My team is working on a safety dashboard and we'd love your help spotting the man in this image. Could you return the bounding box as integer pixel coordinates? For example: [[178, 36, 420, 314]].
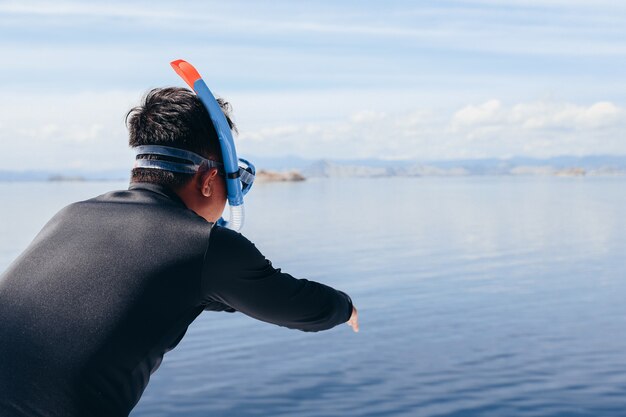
[[0, 86, 358, 417]]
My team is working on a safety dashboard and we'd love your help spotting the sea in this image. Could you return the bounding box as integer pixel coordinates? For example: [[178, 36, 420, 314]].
[[1, 176, 625, 417]]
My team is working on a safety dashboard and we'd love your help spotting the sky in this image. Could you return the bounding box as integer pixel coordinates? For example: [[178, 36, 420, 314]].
[[1, 0, 625, 171]]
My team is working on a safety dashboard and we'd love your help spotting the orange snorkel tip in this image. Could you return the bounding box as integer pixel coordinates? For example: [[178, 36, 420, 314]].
[[170, 59, 202, 90]]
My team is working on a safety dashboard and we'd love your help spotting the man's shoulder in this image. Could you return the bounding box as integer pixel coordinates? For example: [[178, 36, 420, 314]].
[[209, 225, 254, 248], [55, 187, 211, 237], [73, 186, 196, 217], [207, 225, 267, 263]]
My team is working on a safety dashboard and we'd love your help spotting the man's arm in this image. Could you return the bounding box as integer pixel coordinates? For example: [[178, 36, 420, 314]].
[[201, 226, 355, 332], [203, 297, 237, 313]]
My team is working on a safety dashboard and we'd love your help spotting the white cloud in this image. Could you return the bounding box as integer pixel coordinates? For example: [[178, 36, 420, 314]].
[[397, 110, 435, 128], [0, 91, 138, 171], [0, 1, 188, 19], [576, 101, 622, 128], [445, 100, 626, 158], [454, 100, 625, 132], [3, 0, 626, 60], [241, 125, 302, 142], [350, 110, 387, 124], [451, 99, 503, 129], [15, 123, 105, 143], [237, 98, 626, 161], [1, 88, 625, 171]]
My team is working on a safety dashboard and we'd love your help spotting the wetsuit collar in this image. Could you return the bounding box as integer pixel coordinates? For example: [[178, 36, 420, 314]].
[[128, 182, 187, 208]]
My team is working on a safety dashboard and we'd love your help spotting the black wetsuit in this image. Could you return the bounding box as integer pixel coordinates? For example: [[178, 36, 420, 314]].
[[0, 183, 352, 417]]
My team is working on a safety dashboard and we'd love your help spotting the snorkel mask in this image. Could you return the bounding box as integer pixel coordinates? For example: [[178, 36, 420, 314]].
[[134, 59, 255, 231]]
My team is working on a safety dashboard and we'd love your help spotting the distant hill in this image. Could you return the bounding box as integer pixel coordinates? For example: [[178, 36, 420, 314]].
[[0, 169, 129, 182], [300, 155, 626, 178]]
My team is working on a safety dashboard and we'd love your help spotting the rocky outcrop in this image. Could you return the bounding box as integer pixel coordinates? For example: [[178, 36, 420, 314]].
[[255, 170, 306, 182]]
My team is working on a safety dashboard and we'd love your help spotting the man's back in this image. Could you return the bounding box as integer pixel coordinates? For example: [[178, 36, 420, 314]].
[[0, 184, 214, 416]]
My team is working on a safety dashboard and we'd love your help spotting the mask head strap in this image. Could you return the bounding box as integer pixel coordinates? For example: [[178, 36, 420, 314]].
[[134, 145, 256, 193], [134, 145, 223, 175]]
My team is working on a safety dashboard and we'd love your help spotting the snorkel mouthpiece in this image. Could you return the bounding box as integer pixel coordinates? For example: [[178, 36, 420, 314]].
[[135, 59, 254, 231]]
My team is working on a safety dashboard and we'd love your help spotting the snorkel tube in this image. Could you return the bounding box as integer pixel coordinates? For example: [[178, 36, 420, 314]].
[[170, 59, 249, 231]]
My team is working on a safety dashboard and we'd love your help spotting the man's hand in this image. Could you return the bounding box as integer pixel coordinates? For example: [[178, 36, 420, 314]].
[[347, 306, 359, 333]]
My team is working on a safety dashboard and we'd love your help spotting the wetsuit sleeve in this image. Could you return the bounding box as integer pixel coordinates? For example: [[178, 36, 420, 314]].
[[201, 226, 353, 332], [202, 298, 237, 313]]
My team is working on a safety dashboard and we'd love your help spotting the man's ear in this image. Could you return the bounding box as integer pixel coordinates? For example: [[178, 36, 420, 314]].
[[198, 168, 219, 197]]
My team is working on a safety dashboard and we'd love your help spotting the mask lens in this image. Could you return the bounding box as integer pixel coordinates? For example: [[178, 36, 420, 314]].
[[238, 158, 255, 196]]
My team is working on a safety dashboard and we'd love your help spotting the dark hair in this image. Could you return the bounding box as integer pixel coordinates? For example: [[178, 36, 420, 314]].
[[126, 87, 237, 188]]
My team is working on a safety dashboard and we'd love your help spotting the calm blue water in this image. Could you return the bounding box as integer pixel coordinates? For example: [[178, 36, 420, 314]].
[[1, 177, 625, 417]]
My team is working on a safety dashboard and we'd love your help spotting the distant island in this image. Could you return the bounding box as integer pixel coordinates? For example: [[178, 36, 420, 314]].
[[255, 170, 305, 182], [2, 155, 626, 181], [48, 175, 86, 182]]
